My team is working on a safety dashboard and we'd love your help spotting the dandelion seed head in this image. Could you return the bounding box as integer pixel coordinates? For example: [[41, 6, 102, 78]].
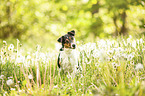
[[3, 41, 7, 45], [81, 83, 84, 86], [15, 84, 19, 87], [28, 74, 33, 79], [98, 49, 107, 62], [26, 55, 31, 60], [40, 53, 46, 60], [6, 79, 14, 86], [18, 89, 25, 93], [127, 53, 134, 60], [89, 92, 92, 94], [0, 75, 4, 79], [140, 38, 144, 44], [132, 40, 136, 48], [10, 88, 15, 91], [17, 39, 20, 43], [8, 76, 13, 79], [53, 85, 58, 88], [135, 63, 144, 70], [8, 44, 14, 51], [36, 45, 41, 51], [3, 91, 7, 96], [16, 54, 25, 64]]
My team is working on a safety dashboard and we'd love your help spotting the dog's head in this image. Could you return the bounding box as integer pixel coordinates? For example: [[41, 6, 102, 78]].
[[57, 30, 76, 49]]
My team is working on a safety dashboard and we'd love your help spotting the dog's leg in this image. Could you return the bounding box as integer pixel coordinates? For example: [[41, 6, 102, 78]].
[[57, 53, 61, 68]]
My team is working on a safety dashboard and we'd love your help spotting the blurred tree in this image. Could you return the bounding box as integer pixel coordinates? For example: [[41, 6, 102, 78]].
[[105, 0, 144, 36], [0, 0, 25, 38], [0, 0, 144, 41], [88, 0, 105, 37]]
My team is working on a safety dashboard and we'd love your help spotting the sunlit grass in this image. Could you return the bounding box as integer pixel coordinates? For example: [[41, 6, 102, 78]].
[[0, 36, 145, 96]]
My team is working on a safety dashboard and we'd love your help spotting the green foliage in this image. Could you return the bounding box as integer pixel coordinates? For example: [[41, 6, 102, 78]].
[[0, 0, 144, 41]]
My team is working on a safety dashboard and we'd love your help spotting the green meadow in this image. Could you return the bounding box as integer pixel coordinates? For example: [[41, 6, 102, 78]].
[[1, 36, 145, 96], [0, 0, 144, 95]]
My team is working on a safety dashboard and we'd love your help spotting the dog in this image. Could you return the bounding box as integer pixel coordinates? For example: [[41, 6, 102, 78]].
[[57, 30, 80, 75]]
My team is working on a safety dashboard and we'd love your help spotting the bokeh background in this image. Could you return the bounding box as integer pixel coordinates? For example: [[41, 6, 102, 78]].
[[0, 0, 144, 48]]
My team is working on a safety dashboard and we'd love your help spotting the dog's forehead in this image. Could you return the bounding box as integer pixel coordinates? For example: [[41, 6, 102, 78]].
[[64, 34, 74, 39]]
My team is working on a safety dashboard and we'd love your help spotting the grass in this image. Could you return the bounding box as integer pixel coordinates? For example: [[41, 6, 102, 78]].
[[0, 35, 145, 96]]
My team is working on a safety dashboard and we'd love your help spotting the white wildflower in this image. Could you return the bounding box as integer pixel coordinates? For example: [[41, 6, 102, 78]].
[[3, 41, 7, 45], [137, 39, 140, 44], [82, 43, 96, 51], [98, 49, 107, 62], [112, 62, 120, 69], [15, 84, 19, 87], [126, 53, 135, 60], [135, 63, 144, 70], [53, 85, 58, 88], [70, 84, 73, 86], [89, 92, 92, 94], [27, 52, 30, 54], [10, 88, 15, 91], [0, 75, 4, 79], [17, 39, 20, 43], [107, 49, 114, 55], [3, 91, 7, 96], [36, 44, 41, 51], [132, 40, 136, 48], [92, 49, 99, 58], [26, 55, 31, 60], [116, 47, 124, 52], [18, 89, 25, 93], [40, 53, 46, 60], [28, 74, 33, 79], [18, 90, 22, 93], [127, 35, 133, 44], [16, 54, 25, 64], [8, 44, 14, 51], [8, 76, 13, 79], [6, 79, 14, 86], [140, 38, 144, 44]]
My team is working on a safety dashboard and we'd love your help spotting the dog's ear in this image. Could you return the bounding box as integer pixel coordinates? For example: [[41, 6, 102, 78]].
[[68, 30, 75, 36], [57, 36, 64, 43]]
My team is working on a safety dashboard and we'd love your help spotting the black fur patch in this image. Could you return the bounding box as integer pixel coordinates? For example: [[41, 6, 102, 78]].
[[68, 30, 75, 36], [57, 53, 61, 68]]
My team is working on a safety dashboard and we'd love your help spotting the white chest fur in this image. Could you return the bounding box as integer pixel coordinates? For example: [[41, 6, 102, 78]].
[[59, 49, 78, 73]]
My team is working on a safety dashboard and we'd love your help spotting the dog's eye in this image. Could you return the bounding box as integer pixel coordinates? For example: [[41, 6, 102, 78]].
[[65, 40, 69, 43]]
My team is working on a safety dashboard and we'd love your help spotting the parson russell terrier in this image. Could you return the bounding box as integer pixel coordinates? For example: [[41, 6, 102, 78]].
[[57, 30, 81, 75]]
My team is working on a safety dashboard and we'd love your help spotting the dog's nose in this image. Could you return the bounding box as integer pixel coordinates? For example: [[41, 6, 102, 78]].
[[72, 44, 76, 49]]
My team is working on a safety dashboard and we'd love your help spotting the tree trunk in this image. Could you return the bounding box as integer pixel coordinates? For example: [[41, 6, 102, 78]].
[[120, 10, 127, 35], [113, 14, 119, 36]]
